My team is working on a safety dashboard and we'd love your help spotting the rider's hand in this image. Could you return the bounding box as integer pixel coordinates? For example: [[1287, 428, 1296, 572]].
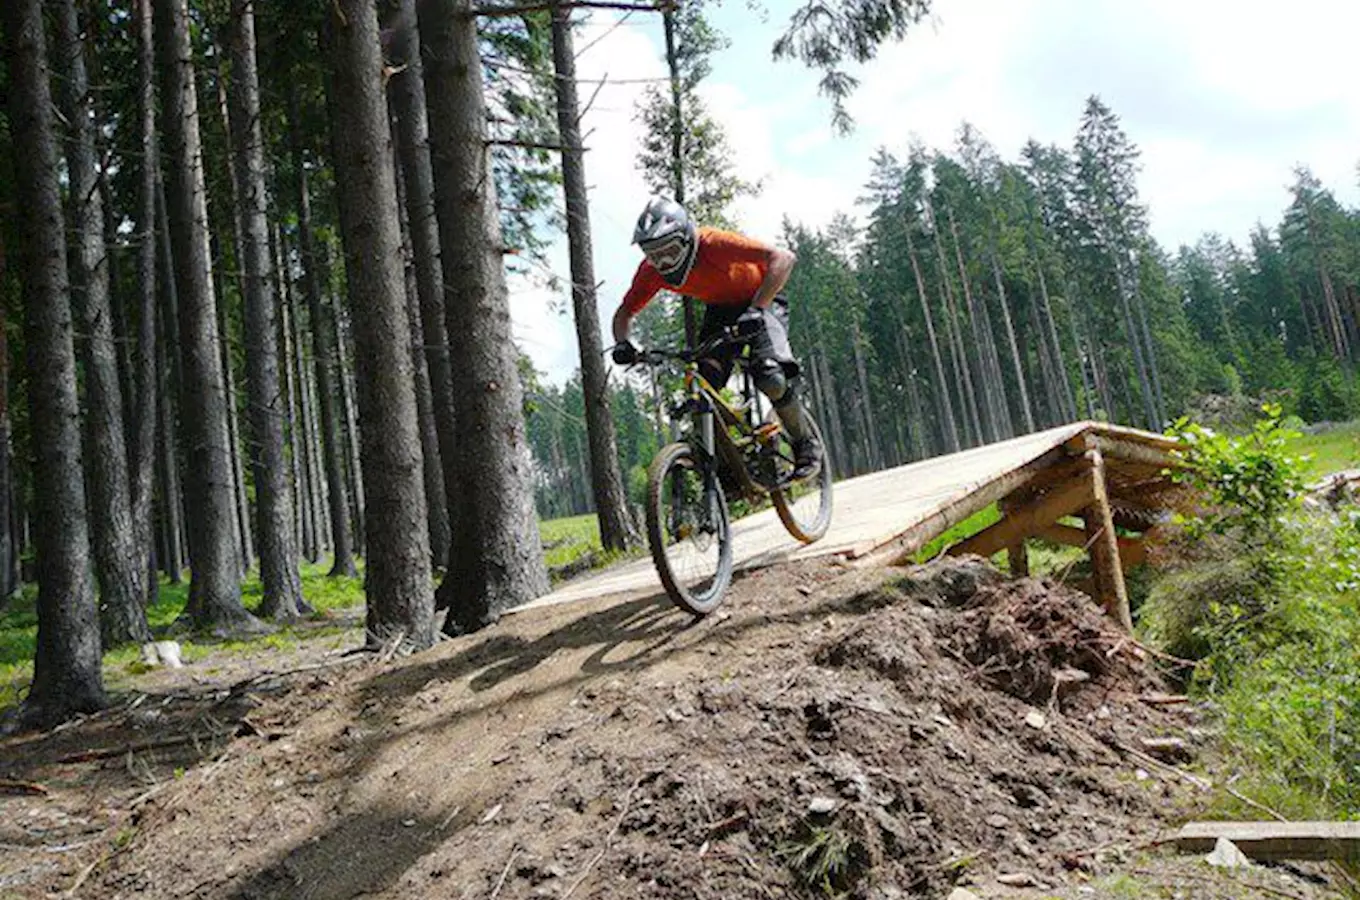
[[611, 341, 640, 365], [736, 305, 768, 336]]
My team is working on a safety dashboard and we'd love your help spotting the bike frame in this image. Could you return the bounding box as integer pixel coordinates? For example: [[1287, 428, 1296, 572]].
[[676, 354, 783, 503]]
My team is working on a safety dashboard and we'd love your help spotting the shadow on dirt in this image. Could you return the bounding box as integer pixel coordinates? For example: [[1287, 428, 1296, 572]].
[[223, 805, 473, 900]]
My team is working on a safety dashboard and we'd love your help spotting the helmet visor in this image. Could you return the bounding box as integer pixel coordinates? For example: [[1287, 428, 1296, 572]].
[[641, 233, 691, 277]]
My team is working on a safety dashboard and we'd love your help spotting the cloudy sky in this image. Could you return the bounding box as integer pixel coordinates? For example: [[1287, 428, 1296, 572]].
[[509, 0, 1360, 384]]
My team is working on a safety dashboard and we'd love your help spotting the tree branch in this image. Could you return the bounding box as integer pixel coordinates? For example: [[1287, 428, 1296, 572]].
[[471, 0, 672, 17], [487, 138, 585, 152]]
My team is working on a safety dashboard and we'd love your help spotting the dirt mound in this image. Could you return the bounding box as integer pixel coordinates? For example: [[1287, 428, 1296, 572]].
[[0, 557, 1323, 899]]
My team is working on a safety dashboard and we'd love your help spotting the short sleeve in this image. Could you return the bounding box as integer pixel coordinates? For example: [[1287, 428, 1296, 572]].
[[621, 261, 666, 316]]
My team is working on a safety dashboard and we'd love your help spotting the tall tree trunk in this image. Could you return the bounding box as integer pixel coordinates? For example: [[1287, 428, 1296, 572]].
[[4, 0, 107, 723], [988, 250, 1036, 433], [850, 319, 882, 470], [0, 236, 12, 601], [213, 254, 254, 575], [276, 233, 306, 557], [211, 63, 254, 576], [155, 176, 187, 582], [130, 0, 160, 601], [287, 92, 356, 577], [55, 0, 151, 647], [1033, 255, 1077, 421], [227, 0, 304, 618], [904, 226, 960, 452], [392, 142, 451, 570], [385, 0, 462, 570], [550, 2, 639, 551], [816, 353, 849, 476], [1108, 245, 1158, 429], [927, 202, 982, 446], [325, 0, 434, 649], [946, 205, 1003, 442], [1126, 248, 1166, 424], [420, 0, 549, 632], [333, 291, 366, 558], [288, 233, 322, 563], [154, 0, 258, 633]]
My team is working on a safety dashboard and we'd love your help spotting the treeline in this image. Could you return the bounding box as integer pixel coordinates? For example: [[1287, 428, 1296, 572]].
[[526, 95, 1360, 515]]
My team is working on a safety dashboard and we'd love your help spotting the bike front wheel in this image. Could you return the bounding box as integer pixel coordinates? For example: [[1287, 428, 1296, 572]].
[[768, 410, 834, 543], [646, 442, 733, 616]]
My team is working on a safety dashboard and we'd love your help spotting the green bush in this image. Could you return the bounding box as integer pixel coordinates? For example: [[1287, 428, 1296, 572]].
[[1150, 408, 1360, 815]]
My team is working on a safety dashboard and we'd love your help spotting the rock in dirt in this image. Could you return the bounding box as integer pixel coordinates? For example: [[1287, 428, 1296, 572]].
[[1204, 836, 1252, 869], [808, 796, 838, 815], [997, 871, 1038, 886], [1023, 710, 1047, 730], [1139, 736, 1192, 762], [947, 889, 982, 900]]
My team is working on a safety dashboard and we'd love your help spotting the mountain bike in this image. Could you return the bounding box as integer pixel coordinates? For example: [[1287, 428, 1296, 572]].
[[633, 327, 834, 616]]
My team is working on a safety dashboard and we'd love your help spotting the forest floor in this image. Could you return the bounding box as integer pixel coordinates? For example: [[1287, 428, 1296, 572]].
[[0, 556, 1353, 900]]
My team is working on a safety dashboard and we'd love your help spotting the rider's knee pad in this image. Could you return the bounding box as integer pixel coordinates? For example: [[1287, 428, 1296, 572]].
[[752, 359, 788, 403]]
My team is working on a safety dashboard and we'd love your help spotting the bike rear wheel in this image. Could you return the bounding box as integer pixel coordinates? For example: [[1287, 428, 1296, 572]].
[[768, 410, 834, 543], [646, 442, 733, 616]]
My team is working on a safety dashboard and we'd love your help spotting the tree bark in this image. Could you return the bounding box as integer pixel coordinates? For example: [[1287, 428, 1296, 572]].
[[155, 175, 187, 583], [325, 0, 434, 649], [391, 139, 451, 569], [212, 247, 254, 575], [227, 0, 305, 619], [287, 89, 356, 577], [550, 1, 639, 551], [385, 0, 463, 570], [420, 0, 549, 632], [130, 0, 160, 601], [55, 0, 151, 647], [154, 0, 258, 634], [4, 0, 108, 723]]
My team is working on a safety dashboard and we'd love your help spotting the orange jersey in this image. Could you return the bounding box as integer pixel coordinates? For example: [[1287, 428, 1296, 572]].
[[621, 227, 771, 315]]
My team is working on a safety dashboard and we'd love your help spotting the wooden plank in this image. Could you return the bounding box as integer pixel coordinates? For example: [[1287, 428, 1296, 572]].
[[1083, 443, 1133, 631], [1175, 821, 1360, 862], [855, 444, 1075, 567], [948, 473, 1095, 560]]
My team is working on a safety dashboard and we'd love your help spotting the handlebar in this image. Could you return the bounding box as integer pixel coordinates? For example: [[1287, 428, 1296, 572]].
[[633, 325, 750, 368]]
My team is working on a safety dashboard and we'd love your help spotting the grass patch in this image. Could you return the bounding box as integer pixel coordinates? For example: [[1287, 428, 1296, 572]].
[[911, 505, 1000, 563], [0, 559, 366, 716], [1289, 420, 1360, 479], [540, 513, 602, 569]]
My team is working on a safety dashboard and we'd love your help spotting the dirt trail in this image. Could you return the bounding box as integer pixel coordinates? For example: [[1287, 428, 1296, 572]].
[[0, 558, 1346, 899]]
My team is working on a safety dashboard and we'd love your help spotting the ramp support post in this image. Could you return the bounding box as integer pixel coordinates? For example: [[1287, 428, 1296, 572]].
[[1081, 438, 1133, 632]]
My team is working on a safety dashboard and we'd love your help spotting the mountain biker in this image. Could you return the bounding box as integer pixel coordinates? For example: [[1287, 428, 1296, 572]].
[[610, 196, 823, 480]]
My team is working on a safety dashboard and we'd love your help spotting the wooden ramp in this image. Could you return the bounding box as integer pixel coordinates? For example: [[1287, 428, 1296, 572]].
[[516, 421, 1188, 625]]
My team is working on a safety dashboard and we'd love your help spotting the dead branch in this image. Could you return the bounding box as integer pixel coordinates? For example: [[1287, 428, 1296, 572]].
[[0, 777, 49, 796]]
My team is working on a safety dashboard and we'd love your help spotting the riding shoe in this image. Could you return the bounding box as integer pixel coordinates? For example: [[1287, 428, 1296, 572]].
[[792, 436, 823, 481]]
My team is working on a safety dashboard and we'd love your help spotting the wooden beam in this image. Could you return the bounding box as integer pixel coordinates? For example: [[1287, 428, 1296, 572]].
[[1036, 523, 1147, 570], [1082, 442, 1132, 631], [948, 472, 1095, 560], [999, 497, 1028, 576], [1175, 821, 1360, 862]]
